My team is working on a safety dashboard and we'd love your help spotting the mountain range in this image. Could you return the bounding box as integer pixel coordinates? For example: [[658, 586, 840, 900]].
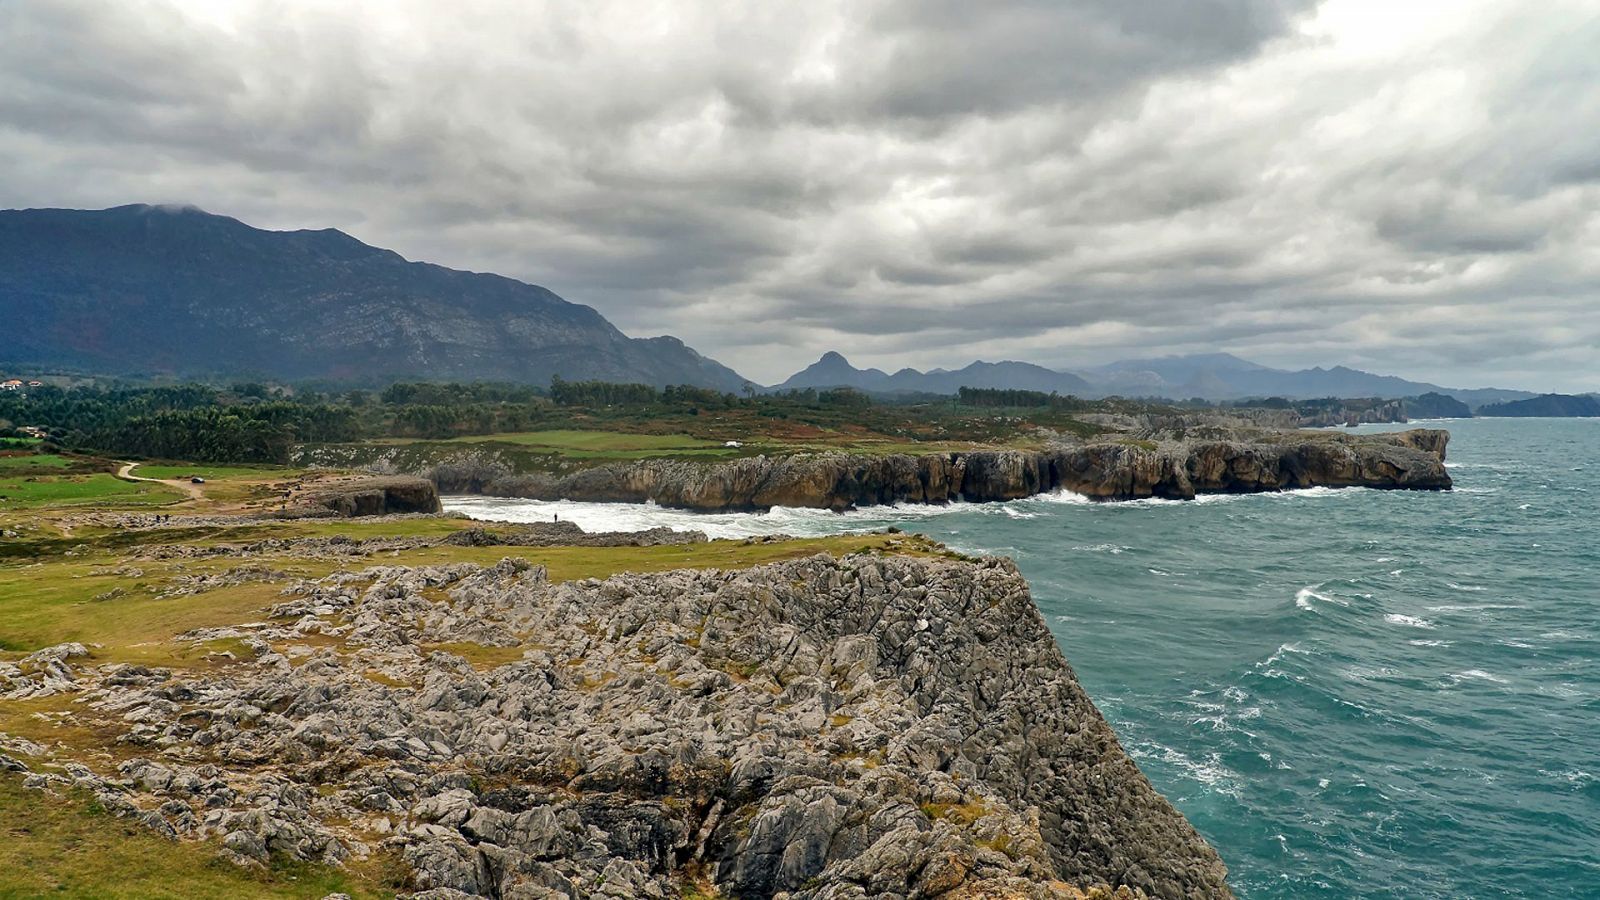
[[774, 351, 1537, 409], [0, 205, 1554, 408], [0, 204, 747, 389]]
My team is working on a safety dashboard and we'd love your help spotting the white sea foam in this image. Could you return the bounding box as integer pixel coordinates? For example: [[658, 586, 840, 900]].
[[1384, 613, 1436, 629], [1537, 769, 1597, 786], [1258, 643, 1307, 668], [444, 495, 954, 540], [1408, 639, 1452, 647], [1127, 743, 1241, 797], [1449, 669, 1509, 685], [1445, 582, 1488, 592], [1295, 585, 1347, 609], [1031, 489, 1094, 505]]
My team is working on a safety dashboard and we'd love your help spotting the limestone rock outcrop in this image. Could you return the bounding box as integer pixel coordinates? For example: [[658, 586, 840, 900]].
[[297, 476, 444, 517], [5, 554, 1232, 899]]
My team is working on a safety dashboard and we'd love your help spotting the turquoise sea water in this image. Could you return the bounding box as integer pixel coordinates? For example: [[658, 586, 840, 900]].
[[447, 417, 1600, 898]]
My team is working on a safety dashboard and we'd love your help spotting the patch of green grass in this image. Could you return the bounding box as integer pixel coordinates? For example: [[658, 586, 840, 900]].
[[446, 429, 727, 452], [0, 453, 75, 471], [390, 533, 933, 582], [128, 464, 304, 481], [426, 429, 743, 461], [0, 567, 290, 656], [424, 641, 528, 670], [0, 474, 182, 509], [0, 774, 394, 899], [0, 437, 42, 449]]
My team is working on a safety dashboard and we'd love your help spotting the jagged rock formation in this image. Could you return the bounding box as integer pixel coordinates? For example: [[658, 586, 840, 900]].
[[1293, 399, 1407, 428], [436, 430, 1451, 511], [2, 553, 1231, 899]]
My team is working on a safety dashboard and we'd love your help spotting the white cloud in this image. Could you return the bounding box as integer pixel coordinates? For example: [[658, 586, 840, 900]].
[[1, 0, 1597, 390]]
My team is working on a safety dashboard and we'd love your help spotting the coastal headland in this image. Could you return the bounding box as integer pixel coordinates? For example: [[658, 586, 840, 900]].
[[307, 428, 1452, 512]]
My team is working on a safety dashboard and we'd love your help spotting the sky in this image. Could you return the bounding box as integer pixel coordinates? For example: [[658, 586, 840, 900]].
[[3, 0, 1599, 391]]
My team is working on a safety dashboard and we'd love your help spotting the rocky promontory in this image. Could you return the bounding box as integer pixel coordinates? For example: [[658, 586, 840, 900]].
[[428, 429, 1451, 512], [3, 551, 1231, 898], [295, 476, 444, 517]]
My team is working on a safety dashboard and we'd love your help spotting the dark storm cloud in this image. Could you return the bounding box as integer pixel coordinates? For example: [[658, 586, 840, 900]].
[[1, 0, 1598, 391]]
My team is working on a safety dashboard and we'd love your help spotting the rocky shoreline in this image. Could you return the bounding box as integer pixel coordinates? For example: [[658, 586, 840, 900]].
[[425, 429, 1451, 512], [3, 550, 1231, 898]]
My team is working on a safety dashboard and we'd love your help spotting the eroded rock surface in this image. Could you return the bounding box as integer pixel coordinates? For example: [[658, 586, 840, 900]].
[[4, 554, 1231, 899]]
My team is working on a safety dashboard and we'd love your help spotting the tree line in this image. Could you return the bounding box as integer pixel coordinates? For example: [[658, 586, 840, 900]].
[[0, 379, 880, 463]]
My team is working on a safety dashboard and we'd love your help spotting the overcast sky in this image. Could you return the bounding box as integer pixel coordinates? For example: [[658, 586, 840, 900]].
[[4, 1, 1599, 390]]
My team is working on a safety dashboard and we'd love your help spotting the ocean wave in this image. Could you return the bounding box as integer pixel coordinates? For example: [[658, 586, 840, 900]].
[[443, 495, 958, 540], [1537, 769, 1597, 787], [1295, 585, 1347, 609], [1448, 669, 1509, 685], [1071, 543, 1131, 555], [1127, 742, 1242, 798], [1258, 643, 1308, 668], [1384, 613, 1436, 629]]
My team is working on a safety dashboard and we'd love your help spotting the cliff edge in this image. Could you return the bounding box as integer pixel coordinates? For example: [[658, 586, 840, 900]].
[[3, 552, 1231, 899]]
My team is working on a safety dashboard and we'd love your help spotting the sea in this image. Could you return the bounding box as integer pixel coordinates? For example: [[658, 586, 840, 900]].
[[445, 417, 1600, 899]]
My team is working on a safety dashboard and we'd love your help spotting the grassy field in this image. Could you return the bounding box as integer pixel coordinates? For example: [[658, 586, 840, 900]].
[[0, 452, 74, 471], [127, 463, 304, 481], [437, 428, 743, 460], [0, 473, 181, 509], [303, 423, 1060, 480]]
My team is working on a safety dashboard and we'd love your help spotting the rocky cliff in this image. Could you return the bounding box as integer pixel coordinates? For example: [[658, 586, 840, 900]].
[[3, 552, 1231, 899], [435, 430, 1450, 511]]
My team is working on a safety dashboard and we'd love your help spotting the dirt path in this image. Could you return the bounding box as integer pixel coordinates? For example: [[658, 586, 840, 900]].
[[116, 462, 206, 501]]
